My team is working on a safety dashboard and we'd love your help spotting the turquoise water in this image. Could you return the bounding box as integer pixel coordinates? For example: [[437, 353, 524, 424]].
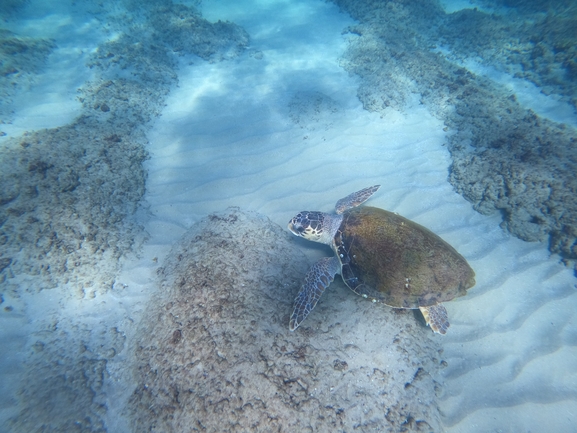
[[1, 0, 576, 431]]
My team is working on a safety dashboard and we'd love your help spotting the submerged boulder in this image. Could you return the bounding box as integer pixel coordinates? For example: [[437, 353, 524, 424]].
[[127, 208, 445, 432]]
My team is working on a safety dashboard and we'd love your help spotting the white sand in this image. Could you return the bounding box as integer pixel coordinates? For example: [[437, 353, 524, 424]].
[[1, 0, 576, 431]]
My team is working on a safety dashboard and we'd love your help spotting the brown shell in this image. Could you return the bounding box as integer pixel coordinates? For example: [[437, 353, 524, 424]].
[[333, 207, 475, 309]]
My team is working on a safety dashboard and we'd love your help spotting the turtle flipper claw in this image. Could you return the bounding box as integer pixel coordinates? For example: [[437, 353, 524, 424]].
[[335, 185, 380, 214], [289, 256, 340, 331]]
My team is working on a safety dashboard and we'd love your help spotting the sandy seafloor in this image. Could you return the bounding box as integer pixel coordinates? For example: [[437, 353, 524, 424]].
[[1, 0, 577, 432]]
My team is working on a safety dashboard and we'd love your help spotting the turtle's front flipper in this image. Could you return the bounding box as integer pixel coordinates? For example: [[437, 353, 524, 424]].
[[335, 185, 380, 214], [419, 304, 449, 335], [289, 256, 340, 331]]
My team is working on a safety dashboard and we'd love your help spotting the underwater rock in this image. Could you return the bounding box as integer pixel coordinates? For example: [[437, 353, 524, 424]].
[[0, 0, 251, 294], [463, 0, 577, 110], [0, 120, 149, 294], [149, 3, 249, 61], [7, 321, 127, 433], [127, 208, 444, 432], [0, 29, 55, 125]]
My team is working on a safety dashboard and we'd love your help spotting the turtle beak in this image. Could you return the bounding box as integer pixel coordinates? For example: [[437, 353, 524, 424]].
[[287, 220, 300, 236], [288, 214, 306, 237]]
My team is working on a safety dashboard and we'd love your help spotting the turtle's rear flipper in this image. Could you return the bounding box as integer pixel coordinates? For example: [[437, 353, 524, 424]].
[[289, 256, 340, 331], [419, 304, 449, 335], [335, 185, 380, 214]]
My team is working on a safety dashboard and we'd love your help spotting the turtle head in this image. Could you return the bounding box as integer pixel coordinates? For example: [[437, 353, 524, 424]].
[[288, 211, 328, 243]]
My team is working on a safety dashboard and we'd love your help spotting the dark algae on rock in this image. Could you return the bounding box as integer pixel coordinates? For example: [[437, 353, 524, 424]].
[[331, 0, 577, 271]]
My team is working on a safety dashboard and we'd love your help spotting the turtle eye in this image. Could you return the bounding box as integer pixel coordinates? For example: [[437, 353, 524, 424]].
[[296, 225, 305, 233]]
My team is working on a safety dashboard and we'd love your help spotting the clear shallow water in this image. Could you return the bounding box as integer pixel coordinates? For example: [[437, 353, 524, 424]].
[[1, 0, 576, 432]]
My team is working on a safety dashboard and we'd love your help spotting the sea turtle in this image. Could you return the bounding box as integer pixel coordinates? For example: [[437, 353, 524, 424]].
[[287, 185, 475, 334]]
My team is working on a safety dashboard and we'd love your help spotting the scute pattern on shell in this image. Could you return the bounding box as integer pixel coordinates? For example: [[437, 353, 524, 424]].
[[334, 206, 475, 308]]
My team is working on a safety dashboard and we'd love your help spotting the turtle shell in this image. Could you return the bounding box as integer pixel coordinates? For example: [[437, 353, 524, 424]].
[[333, 207, 475, 309]]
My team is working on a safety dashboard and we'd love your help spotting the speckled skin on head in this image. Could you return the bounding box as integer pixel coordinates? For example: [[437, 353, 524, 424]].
[[288, 185, 475, 334]]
